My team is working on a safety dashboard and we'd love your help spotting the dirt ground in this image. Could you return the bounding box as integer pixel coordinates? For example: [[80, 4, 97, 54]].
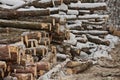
[[62, 41, 120, 80]]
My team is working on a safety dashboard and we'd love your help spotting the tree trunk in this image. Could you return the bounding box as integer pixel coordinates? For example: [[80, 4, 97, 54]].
[[63, 0, 78, 4], [86, 34, 110, 46], [0, 19, 52, 31], [0, 10, 50, 19], [28, 0, 61, 8], [68, 3, 107, 10], [70, 30, 108, 35]]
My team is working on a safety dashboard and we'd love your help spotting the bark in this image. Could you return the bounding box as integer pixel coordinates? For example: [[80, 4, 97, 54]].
[[0, 10, 50, 19], [66, 61, 93, 74], [68, 3, 107, 10], [66, 61, 83, 68], [0, 37, 21, 44], [18, 16, 66, 25], [0, 19, 52, 31], [86, 34, 110, 46], [36, 62, 51, 71], [63, 0, 79, 4], [28, 0, 61, 8], [0, 46, 11, 61], [70, 30, 108, 36]]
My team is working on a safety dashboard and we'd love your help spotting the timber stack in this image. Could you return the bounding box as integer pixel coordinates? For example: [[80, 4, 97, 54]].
[[0, 0, 119, 80]]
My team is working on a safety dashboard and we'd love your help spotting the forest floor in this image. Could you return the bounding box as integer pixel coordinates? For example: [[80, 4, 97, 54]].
[[62, 40, 120, 80]]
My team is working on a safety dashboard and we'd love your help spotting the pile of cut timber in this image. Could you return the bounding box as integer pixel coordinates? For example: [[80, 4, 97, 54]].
[[0, 0, 119, 80]]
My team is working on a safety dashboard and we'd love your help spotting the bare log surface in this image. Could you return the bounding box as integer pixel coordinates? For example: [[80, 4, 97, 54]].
[[0, 19, 51, 31], [68, 3, 107, 10], [70, 30, 108, 35], [63, 0, 79, 4], [86, 34, 110, 46], [28, 0, 61, 8], [0, 10, 50, 19]]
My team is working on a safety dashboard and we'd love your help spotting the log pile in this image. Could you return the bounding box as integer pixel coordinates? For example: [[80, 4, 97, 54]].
[[0, 0, 118, 80]]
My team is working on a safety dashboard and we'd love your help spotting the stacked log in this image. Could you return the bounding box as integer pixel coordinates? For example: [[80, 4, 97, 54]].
[[0, 0, 115, 80]]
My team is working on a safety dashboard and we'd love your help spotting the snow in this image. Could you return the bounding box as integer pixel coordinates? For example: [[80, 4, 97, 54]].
[[64, 33, 77, 45], [0, 4, 11, 9], [105, 34, 119, 48], [79, 10, 90, 13], [66, 23, 81, 29], [67, 10, 79, 15], [69, 1, 107, 8], [50, 14, 77, 19], [80, 51, 89, 60], [89, 45, 112, 59], [39, 0, 51, 3], [0, 0, 25, 9], [18, 6, 46, 11], [59, 3, 68, 11]]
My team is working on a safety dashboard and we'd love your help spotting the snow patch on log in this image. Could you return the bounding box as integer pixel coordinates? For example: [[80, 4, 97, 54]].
[[67, 10, 79, 15], [69, 1, 107, 9], [89, 45, 112, 59], [78, 14, 109, 19], [50, 14, 77, 19], [0, 0, 25, 9], [59, 3, 68, 11], [64, 33, 77, 45], [105, 34, 120, 48], [17, 6, 47, 11]]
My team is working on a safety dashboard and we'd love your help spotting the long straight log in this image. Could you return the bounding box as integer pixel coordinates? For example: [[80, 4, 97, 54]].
[[63, 0, 79, 4], [16, 16, 66, 25], [18, 7, 59, 14], [68, 3, 107, 10], [28, 0, 61, 8], [0, 37, 21, 44], [70, 30, 108, 35], [0, 19, 52, 31], [0, 10, 50, 19]]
